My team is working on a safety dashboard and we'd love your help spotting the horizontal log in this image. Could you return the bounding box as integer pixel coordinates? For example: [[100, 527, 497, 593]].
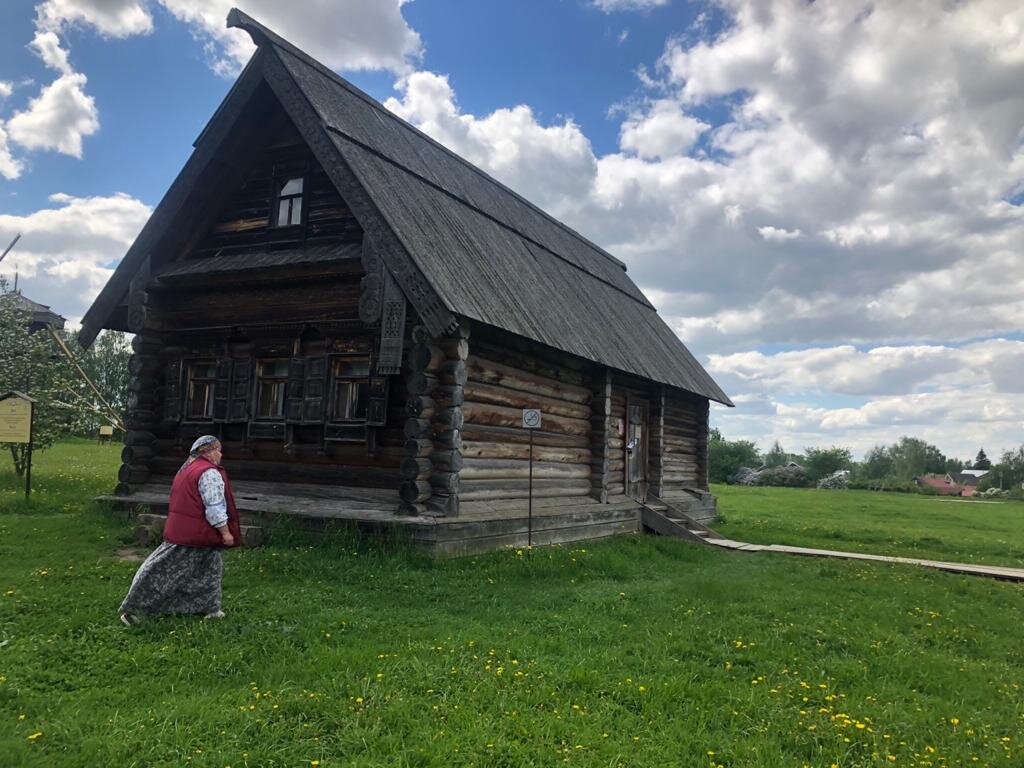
[[433, 385, 465, 408], [121, 445, 153, 464], [432, 429, 463, 452], [129, 356, 162, 377], [403, 418, 431, 439], [126, 410, 158, 430], [429, 472, 459, 493], [404, 438, 433, 458], [131, 334, 162, 354], [463, 402, 589, 437], [472, 341, 587, 387], [149, 456, 399, 486], [128, 377, 159, 393], [605, 482, 625, 495], [431, 450, 464, 473], [461, 440, 590, 463], [459, 477, 593, 501], [433, 407, 464, 431], [663, 472, 698, 483], [460, 459, 590, 481], [439, 361, 468, 388], [461, 423, 589, 448], [400, 456, 432, 480], [125, 430, 156, 446], [406, 395, 436, 419], [439, 338, 469, 361], [466, 355, 590, 404], [406, 373, 439, 396], [408, 343, 445, 373], [463, 381, 590, 420], [400, 480, 431, 503], [118, 464, 150, 484]]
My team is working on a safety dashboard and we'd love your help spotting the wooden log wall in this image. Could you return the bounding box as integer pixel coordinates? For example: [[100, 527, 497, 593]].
[[460, 341, 593, 502], [606, 384, 627, 497], [116, 331, 162, 495], [649, 387, 666, 498], [588, 369, 611, 502], [661, 391, 708, 490]]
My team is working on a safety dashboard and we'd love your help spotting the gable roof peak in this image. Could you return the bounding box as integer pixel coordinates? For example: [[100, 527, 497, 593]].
[[225, 8, 631, 277]]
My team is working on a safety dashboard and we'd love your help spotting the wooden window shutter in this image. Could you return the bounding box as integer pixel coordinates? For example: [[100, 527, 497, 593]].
[[285, 358, 305, 422], [302, 356, 328, 423], [212, 360, 231, 421], [163, 360, 182, 422], [365, 376, 389, 427], [227, 357, 252, 422]]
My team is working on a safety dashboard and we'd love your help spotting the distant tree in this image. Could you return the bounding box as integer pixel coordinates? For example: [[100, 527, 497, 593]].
[[944, 457, 966, 474], [708, 429, 760, 484], [861, 445, 894, 480], [803, 446, 853, 482], [973, 448, 991, 470], [763, 440, 788, 468], [889, 436, 946, 479], [988, 446, 1024, 490], [70, 329, 132, 432], [0, 285, 82, 476]]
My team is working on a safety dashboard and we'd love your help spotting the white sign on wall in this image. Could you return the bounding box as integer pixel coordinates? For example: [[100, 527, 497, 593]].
[[522, 408, 542, 429]]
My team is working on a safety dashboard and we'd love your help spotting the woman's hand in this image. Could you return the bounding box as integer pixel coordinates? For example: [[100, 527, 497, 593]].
[[221, 531, 235, 546]]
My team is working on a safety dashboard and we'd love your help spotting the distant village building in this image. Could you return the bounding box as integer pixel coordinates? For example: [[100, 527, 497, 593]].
[[78, 10, 731, 554], [4, 290, 66, 333], [946, 469, 990, 497]]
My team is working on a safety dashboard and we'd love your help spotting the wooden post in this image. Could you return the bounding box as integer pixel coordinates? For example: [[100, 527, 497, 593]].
[[24, 403, 34, 500]]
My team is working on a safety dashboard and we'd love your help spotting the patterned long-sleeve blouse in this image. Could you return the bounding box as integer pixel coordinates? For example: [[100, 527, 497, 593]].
[[197, 468, 228, 528]]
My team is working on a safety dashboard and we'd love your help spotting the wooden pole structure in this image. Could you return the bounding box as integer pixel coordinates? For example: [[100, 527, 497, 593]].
[[47, 326, 125, 432], [528, 427, 533, 547], [0, 233, 21, 266]]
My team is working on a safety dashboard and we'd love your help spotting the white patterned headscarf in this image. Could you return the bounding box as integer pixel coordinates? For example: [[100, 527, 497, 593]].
[[180, 435, 220, 471]]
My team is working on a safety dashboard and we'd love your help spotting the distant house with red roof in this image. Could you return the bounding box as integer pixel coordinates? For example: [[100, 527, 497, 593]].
[[914, 474, 962, 496]]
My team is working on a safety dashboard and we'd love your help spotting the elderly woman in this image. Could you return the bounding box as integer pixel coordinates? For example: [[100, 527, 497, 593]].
[[119, 435, 242, 625]]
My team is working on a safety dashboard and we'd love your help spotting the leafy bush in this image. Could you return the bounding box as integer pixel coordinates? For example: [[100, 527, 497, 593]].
[[817, 470, 849, 490]]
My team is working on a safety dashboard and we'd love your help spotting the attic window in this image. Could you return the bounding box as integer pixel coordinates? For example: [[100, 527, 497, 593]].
[[274, 176, 304, 227]]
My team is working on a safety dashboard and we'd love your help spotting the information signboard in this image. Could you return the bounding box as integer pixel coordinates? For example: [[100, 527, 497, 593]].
[[0, 393, 33, 443]]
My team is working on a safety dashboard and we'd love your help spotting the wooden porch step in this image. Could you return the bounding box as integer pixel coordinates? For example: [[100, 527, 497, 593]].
[[134, 513, 264, 548]]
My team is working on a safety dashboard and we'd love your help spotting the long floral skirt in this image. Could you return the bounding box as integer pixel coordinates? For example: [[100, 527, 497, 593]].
[[119, 542, 223, 617]]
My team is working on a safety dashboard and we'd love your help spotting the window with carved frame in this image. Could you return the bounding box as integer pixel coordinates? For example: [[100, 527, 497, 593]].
[[329, 357, 370, 422], [255, 359, 290, 420], [184, 361, 217, 421]]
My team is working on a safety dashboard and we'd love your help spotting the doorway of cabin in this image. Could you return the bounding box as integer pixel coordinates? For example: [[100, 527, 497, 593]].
[[626, 399, 649, 502]]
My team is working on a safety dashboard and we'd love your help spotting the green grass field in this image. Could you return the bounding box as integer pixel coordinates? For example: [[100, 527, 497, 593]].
[[1, 442, 1023, 767], [713, 485, 1024, 568]]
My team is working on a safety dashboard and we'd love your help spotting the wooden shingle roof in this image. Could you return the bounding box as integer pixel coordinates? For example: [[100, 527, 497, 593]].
[[80, 9, 730, 405]]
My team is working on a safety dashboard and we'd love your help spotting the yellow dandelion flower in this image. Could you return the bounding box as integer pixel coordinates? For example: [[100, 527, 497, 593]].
[[27, 732, 42, 741]]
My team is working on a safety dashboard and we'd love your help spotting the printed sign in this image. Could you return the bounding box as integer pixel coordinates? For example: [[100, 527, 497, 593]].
[[522, 408, 542, 429], [0, 395, 32, 443]]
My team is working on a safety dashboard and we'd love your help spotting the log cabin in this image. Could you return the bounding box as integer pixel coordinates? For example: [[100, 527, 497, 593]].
[[80, 9, 732, 555]]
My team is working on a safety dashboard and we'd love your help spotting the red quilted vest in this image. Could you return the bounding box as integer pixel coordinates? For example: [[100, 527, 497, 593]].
[[164, 457, 242, 548]]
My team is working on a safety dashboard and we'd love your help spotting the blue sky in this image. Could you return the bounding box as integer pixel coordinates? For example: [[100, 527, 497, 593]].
[[0, 0, 1022, 461]]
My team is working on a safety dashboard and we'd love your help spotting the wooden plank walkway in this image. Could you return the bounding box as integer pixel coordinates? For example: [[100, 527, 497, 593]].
[[642, 502, 1024, 583]]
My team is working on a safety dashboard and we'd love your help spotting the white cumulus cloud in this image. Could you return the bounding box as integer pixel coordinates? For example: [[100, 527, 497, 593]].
[[157, 0, 423, 76], [36, 0, 153, 38], [0, 192, 152, 324], [6, 72, 99, 158]]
